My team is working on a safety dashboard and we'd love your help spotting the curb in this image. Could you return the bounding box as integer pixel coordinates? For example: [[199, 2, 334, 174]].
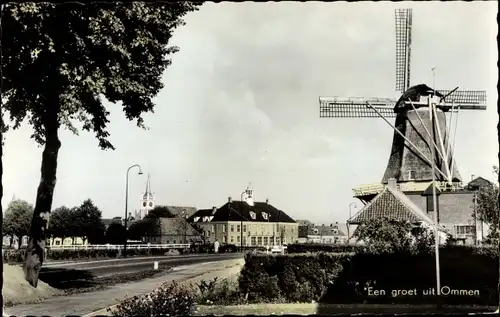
[[82, 259, 244, 317]]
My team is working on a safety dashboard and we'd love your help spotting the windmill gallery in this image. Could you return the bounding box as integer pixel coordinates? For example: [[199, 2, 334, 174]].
[[318, 8, 489, 245]]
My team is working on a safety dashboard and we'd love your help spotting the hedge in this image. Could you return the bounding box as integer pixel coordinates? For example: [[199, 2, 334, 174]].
[[240, 248, 499, 306], [286, 243, 500, 257]]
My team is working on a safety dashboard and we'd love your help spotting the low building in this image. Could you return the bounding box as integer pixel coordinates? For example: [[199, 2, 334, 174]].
[[349, 179, 449, 243], [188, 189, 298, 246], [306, 223, 349, 244], [144, 217, 203, 244], [47, 236, 87, 247]]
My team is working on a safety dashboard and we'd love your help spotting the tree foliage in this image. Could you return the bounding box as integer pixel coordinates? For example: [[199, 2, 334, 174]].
[[106, 222, 127, 245], [146, 205, 174, 218], [47, 206, 72, 239], [353, 218, 435, 253], [76, 199, 106, 244], [1, 2, 201, 286], [3, 199, 33, 248], [475, 167, 499, 237]]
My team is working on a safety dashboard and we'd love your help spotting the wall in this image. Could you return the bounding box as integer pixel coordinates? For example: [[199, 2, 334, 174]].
[[406, 191, 485, 243], [194, 221, 298, 246]]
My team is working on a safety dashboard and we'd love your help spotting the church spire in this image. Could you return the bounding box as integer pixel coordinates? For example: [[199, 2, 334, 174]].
[[143, 173, 153, 200]]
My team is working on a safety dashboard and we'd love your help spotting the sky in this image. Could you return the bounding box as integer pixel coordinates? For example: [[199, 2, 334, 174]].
[[2, 1, 498, 225]]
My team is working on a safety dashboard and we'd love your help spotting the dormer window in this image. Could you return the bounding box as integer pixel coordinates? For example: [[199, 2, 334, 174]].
[[331, 229, 338, 234], [408, 170, 416, 180], [249, 211, 256, 220], [262, 212, 268, 220], [194, 217, 200, 222], [313, 228, 319, 234], [203, 216, 210, 222]]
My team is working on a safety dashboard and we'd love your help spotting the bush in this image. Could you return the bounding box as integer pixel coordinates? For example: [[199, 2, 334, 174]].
[[111, 281, 197, 317], [241, 247, 498, 306], [239, 252, 348, 303]]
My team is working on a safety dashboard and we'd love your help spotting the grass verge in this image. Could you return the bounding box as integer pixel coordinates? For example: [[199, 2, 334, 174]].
[[194, 303, 498, 315]]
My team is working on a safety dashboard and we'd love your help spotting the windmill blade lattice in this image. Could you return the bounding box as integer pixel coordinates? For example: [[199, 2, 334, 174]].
[[436, 90, 487, 109], [319, 97, 396, 118], [395, 8, 412, 93]]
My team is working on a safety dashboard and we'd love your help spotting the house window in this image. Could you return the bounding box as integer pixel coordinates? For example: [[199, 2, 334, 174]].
[[230, 225, 234, 232], [223, 236, 227, 243], [408, 170, 416, 180], [166, 240, 170, 244], [173, 240, 176, 243], [243, 225, 247, 232], [230, 236, 234, 243], [456, 225, 475, 235], [263, 237, 268, 245], [250, 212, 256, 220], [243, 237, 246, 245], [237, 236, 240, 242], [211, 225, 215, 233], [55, 240, 61, 245], [251, 237, 256, 246], [257, 237, 262, 246], [222, 225, 226, 233], [262, 212, 268, 220], [237, 225, 241, 232]]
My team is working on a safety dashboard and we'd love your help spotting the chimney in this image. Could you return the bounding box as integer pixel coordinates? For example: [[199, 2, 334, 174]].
[[265, 198, 269, 204], [228, 196, 232, 203], [330, 223, 332, 227], [212, 206, 217, 215], [387, 178, 397, 190]]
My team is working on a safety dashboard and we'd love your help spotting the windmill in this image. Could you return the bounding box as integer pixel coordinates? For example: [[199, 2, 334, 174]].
[[319, 8, 487, 203]]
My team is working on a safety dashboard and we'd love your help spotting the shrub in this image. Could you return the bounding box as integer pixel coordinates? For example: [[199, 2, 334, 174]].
[[241, 248, 498, 306], [196, 277, 244, 306], [239, 252, 348, 303], [111, 281, 197, 317]]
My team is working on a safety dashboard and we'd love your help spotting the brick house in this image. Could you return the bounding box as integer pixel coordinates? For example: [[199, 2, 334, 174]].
[[349, 178, 449, 243]]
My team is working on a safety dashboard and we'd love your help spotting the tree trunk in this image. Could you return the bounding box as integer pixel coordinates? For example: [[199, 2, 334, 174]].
[[23, 111, 61, 288]]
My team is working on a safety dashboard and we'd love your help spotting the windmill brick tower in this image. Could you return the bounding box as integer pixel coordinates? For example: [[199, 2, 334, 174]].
[[318, 8, 487, 204]]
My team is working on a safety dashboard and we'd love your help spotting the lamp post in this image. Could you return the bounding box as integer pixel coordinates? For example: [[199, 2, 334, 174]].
[[429, 96, 441, 308], [124, 164, 143, 257], [348, 202, 357, 241]]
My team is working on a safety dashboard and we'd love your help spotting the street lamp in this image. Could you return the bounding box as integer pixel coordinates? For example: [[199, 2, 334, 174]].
[[347, 202, 357, 241], [124, 164, 143, 257]]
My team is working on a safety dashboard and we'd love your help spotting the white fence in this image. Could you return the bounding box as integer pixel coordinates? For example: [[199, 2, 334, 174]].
[[48, 243, 190, 251]]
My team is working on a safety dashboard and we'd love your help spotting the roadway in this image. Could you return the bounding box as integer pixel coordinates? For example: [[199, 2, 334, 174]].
[[39, 253, 243, 284]]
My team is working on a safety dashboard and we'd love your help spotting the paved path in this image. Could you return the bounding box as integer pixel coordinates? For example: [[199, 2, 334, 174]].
[[5, 258, 244, 317]]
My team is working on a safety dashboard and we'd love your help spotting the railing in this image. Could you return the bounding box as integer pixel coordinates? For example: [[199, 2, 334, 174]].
[[353, 181, 465, 197], [48, 243, 190, 251]]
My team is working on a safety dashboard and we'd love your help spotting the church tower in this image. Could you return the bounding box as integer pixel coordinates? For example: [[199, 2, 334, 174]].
[[137, 174, 155, 220]]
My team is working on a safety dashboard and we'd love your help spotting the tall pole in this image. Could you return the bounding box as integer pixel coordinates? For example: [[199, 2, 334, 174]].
[[429, 97, 441, 308], [348, 202, 356, 241], [124, 164, 142, 257]]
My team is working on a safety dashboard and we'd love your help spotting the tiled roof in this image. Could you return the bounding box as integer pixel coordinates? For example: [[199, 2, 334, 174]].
[[296, 219, 313, 226], [159, 218, 202, 237], [350, 186, 447, 233], [166, 206, 198, 218], [102, 218, 122, 227], [467, 177, 494, 190], [308, 224, 348, 237], [188, 201, 296, 224]]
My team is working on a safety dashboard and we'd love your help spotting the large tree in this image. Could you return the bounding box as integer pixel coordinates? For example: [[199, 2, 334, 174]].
[[1, 2, 201, 286], [474, 166, 500, 244], [3, 199, 33, 248], [76, 199, 106, 244], [47, 206, 72, 240]]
